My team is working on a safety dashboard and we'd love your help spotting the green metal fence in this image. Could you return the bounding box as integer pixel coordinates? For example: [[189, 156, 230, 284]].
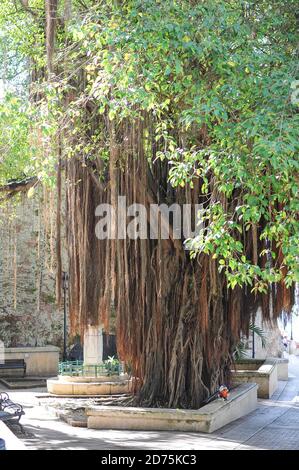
[[58, 361, 123, 377]]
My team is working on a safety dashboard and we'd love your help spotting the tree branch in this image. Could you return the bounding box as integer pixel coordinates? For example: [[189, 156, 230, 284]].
[[17, 0, 39, 18], [0, 176, 38, 194]]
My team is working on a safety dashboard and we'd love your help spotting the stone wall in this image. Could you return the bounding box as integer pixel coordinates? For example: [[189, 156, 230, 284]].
[[3, 346, 60, 376], [0, 192, 66, 348]]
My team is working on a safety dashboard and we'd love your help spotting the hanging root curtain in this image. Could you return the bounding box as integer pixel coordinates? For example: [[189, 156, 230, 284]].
[[17, 0, 295, 409], [65, 115, 294, 409]]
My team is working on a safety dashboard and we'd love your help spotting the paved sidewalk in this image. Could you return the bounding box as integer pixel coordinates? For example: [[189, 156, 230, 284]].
[[1, 355, 298, 450]]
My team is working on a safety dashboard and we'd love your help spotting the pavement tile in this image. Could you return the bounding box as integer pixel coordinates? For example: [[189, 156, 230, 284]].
[[1, 355, 299, 450]]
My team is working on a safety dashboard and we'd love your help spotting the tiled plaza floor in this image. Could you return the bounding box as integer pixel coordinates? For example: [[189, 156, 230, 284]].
[[1, 355, 298, 450]]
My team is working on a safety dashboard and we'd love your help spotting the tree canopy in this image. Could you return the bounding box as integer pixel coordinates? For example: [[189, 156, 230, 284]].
[[0, 0, 298, 288]]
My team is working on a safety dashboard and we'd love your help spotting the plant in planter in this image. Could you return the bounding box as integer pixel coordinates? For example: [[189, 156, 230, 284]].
[[104, 356, 121, 376], [234, 323, 267, 361]]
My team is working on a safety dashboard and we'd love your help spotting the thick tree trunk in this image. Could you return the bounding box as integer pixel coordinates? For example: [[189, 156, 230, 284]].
[[65, 119, 262, 408], [45, 0, 58, 74]]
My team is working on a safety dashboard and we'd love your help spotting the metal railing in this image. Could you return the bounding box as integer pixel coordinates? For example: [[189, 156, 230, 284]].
[[58, 361, 123, 377]]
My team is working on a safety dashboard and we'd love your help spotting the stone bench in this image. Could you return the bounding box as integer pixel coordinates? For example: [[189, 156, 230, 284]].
[[232, 358, 278, 398], [0, 359, 26, 378], [86, 383, 258, 433]]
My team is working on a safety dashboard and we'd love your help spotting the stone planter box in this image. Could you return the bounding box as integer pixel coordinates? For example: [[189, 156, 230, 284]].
[[267, 357, 288, 380], [47, 375, 132, 395], [86, 383, 257, 433], [2, 346, 59, 377], [232, 358, 278, 398]]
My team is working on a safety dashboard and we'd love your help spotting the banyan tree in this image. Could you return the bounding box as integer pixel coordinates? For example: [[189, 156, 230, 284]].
[[0, 1, 298, 408]]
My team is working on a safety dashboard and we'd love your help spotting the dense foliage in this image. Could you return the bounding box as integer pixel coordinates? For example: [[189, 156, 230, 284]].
[[75, 0, 299, 290], [1, 0, 298, 289]]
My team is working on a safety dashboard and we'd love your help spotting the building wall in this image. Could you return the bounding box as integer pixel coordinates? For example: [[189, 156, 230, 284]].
[[0, 193, 65, 348], [244, 308, 284, 359]]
